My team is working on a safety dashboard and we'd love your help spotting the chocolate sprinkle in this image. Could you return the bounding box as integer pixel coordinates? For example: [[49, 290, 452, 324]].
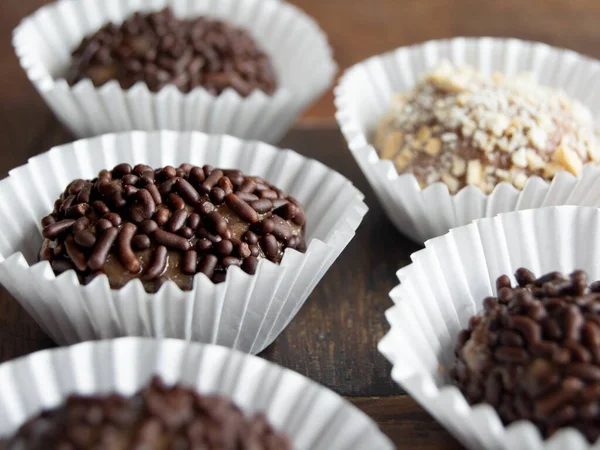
[[66, 7, 277, 97], [451, 268, 600, 442], [2, 376, 291, 450], [39, 163, 306, 292]]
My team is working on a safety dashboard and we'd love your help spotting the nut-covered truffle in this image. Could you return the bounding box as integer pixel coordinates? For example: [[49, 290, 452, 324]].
[[1, 376, 291, 450], [375, 62, 600, 194], [66, 7, 277, 97], [39, 163, 306, 292], [451, 268, 600, 442]]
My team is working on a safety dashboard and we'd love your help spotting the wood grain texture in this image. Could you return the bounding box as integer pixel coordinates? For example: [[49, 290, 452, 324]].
[[349, 397, 463, 450], [3, 0, 597, 448], [267, 127, 422, 397]]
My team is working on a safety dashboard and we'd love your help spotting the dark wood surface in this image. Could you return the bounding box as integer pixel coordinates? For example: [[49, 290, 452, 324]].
[[4, 0, 600, 448], [269, 126, 423, 397]]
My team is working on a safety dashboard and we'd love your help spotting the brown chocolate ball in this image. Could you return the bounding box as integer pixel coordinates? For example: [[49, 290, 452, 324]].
[[2, 376, 291, 450], [451, 268, 600, 442], [39, 163, 306, 292], [375, 63, 600, 194], [65, 7, 277, 97]]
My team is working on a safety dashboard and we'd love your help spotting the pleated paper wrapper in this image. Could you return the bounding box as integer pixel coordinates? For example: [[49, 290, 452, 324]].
[[378, 206, 600, 450], [12, 0, 336, 142], [335, 37, 600, 243], [0, 337, 393, 449], [0, 131, 367, 354]]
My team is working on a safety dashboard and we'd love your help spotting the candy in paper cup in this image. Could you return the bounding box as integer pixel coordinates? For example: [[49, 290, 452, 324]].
[[378, 206, 600, 450], [12, 0, 336, 142], [0, 337, 393, 449], [0, 131, 367, 353], [335, 37, 600, 243]]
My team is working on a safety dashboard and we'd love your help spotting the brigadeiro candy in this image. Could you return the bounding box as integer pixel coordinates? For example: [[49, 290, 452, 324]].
[[1, 376, 291, 449], [39, 163, 306, 292], [66, 7, 277, 97], [335, 38, 600, 243], [451, 268, 600, 442], [13, 0, 336, 141], [373, 62, 600, 195]]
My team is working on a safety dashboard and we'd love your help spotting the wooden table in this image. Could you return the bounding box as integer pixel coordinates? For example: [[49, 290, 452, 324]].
[[3, 0, 600, 448]]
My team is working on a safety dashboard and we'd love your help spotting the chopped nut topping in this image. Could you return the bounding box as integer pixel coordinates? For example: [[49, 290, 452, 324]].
[[425, 138, 442, 156], [417, 126, 431, 142], [511, 147, 528, 168], [451, 156, 466, 177], [512, 172, 529, 190], [554, 145, 583, 175], [441, 173, 460, 193], [374, 61, 600, 193], [527, 128, 547, 150], [380, 131, 404, 160], [494, 168, 511, 181], [525, 149, 546, 170], [472, 130, 490, 152], [543, 163, 563, 178], [489, 114, 510, 137], [466, 160, 482, 186], [395, 148, 414, 170]]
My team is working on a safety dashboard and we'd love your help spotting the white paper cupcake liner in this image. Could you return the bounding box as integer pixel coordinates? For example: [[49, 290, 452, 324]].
[[0, 337, 393, 449], [12, 0, 336, 143], [378, 205, 600, 450], [335, 37, 600, 243], [0, 130, 367, 354]]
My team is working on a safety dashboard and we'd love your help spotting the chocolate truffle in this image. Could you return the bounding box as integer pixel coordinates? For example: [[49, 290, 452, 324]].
[[1, 376, 291, 450], [451, 268, 600, 442], [66, 7, 277, 97], [39, 163, 306, 292], [375, 62, 600, 194]]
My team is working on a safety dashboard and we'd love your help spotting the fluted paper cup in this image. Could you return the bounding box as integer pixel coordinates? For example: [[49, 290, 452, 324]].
[[12, 0, 336, 143], [335, 37, 600, 243], [0, 337, 393, 449], [378, 206, 600, 450], [0, 131, 366, 353]]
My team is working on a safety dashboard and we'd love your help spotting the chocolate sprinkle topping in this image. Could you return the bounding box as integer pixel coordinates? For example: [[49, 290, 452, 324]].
[[2, 376, 291, 450], [452, 268, 600, 442], [40, 163, 306, 292], [66, 7, 277, 97]]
